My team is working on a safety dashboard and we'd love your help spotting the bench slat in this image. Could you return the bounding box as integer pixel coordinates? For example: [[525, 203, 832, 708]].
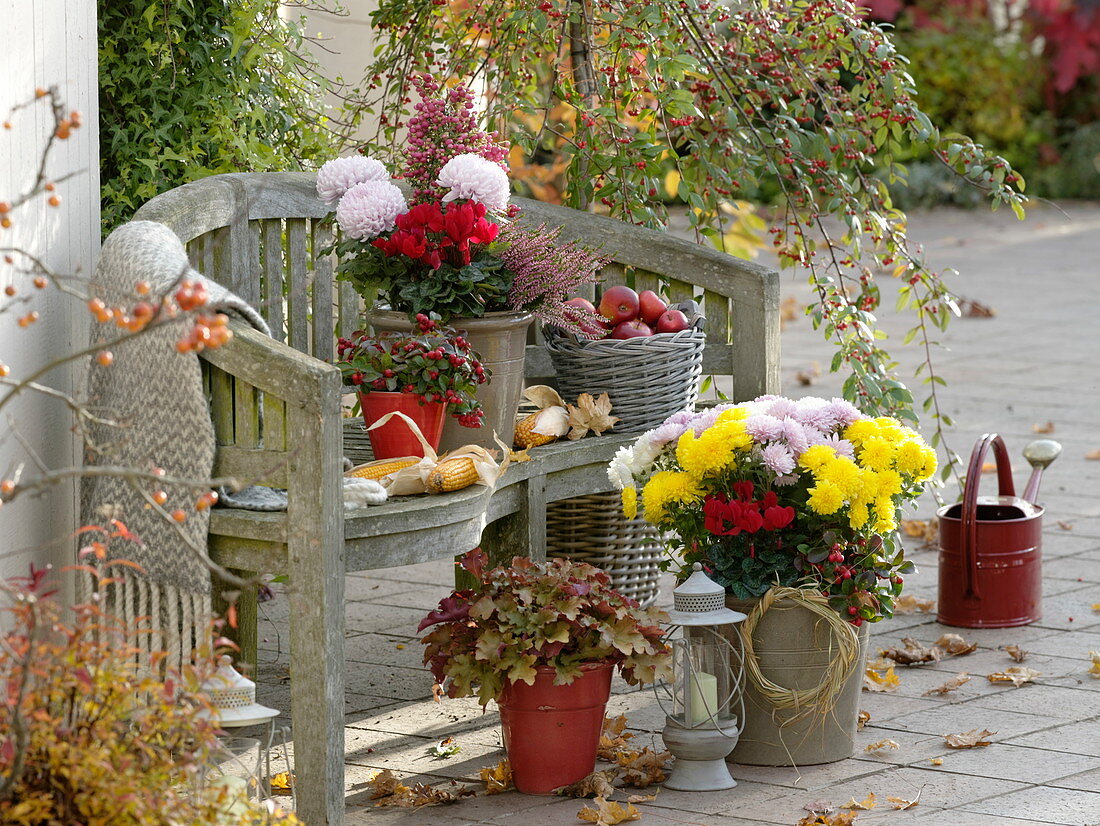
[[311, 219, 335, 362], [286, 218, 309, 354], [260, 219, 285, 341]]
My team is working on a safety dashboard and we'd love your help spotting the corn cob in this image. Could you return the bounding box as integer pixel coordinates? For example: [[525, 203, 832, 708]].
[[346, 458, 418, 480], [513, 406, 570, 449], [426, 457, 479, 493]]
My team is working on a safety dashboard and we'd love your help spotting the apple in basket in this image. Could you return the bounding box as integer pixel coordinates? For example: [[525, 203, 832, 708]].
[[564, 297, 611, 338], [611, 319, 654, 339], [656, 308, 690, 333], [598, 285, 640, 325], [638, 290, 668, 325]]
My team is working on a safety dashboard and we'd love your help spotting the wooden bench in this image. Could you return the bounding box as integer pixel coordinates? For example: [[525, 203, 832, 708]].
[[131, 171, 780, 825]]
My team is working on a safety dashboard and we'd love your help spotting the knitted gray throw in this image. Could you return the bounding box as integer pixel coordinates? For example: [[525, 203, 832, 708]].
[[80, 221, 269, 662]]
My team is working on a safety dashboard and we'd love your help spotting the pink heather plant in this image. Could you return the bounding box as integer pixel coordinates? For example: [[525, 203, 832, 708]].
[[401, 75, 509, 204]]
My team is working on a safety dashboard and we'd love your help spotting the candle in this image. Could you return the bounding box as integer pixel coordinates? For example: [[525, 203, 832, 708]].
[[687, 671, 718, 725]]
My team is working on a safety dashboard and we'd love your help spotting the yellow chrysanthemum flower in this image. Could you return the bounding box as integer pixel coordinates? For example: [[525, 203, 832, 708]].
[[894, 440, 927, 476], [642, 471, 702, 523], [849, 502, 870, 530], [914, 445, 938, 483], [676, 425, 743, 478], [843, 419, 880, 446], [875, 469, 903, 498], [716, 406, 750, 424], [621, 486, 638, 519], [821, 456, 863, 499], [806, 481, 844, 515], [874, 514, 898, 534], [798, 444, 836, 471], [859, 437, 894, 472], [874, 417, 906, 441]]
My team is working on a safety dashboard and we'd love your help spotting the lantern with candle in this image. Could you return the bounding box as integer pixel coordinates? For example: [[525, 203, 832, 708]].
[[656, 563, 747, 791]]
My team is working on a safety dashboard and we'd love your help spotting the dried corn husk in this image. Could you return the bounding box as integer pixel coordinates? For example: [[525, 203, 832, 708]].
[[514, 386, 570, 448]]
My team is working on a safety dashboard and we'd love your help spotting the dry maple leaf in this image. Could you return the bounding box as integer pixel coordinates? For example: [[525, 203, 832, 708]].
[[1058, 521, 1075, 531], [796, 362, 821, 386], [627, 792, 658, 803], [981, 461, 996, 473], [857, 710, 871, 730], [598, 714, 635, 760], [509, 448, 533, 463], [1086, 450, 1100, 461], [1004, 645, 1028, 663], [557, 769, 619, 799], [899, 521, 938, 547], [797, 813, 858, 826], [1088, 652, 1100, 678], [887, 789, 921, 810], [943, 729, 996, 749], [987, 666, 1041, 687], [577, 796, 641, 825], [368, 769, 406, 800], [1032, 421, 1056, 434], [935, 633, 977, 656], [616, 747, 671, 787], [959, 297, 996, 317], [929, 758, 943, 766], [567, 393, 619, 440], [479, 760, 513, 795], [270, 771, 294, 794], [803, 799, 836, 815], [881, 637, 940, 665], [923, 672, 971, 696], [863, 665, 900, 692], [840, 792, 877, 810], [431, 682, 445, 703], [864, 740, 900, 755], [894, 594, 936, 614]]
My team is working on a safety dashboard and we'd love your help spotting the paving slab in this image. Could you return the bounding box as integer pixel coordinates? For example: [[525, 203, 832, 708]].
[[958, 783, 1100, 825]]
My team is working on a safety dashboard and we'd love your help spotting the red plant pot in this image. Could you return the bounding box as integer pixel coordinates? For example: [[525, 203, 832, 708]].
[[359, 391, 446, 460], [497, 662, 614, 794]]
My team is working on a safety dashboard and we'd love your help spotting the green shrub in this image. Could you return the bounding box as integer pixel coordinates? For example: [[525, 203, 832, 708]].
[[99, 0, 337, 232]]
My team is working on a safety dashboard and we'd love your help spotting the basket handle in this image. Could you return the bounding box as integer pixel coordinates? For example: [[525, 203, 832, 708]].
[[959, 433, 1015, 601]]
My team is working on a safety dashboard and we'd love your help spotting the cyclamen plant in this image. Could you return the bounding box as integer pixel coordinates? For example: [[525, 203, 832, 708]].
[[318, 75, 606, 329], [336, 314, 488, 427], [609, 396, 937, 623]]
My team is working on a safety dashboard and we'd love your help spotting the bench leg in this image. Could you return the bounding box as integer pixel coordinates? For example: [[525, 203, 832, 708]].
[[474, 477, 548, 587]]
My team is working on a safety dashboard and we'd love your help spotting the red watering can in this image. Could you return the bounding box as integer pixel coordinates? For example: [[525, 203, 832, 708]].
[[937, 434, 1061, 628]]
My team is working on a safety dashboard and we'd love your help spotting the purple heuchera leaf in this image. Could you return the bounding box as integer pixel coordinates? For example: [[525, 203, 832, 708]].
[[418, 594, 471, 632], [563, 582, 591, 597]]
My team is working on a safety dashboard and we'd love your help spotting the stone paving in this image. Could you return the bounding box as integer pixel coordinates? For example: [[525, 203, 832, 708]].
[[255, 202, 1100, 825]]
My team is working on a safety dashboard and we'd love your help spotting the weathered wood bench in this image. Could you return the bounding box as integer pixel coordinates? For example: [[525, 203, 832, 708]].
[[131, 171, 779, 825]]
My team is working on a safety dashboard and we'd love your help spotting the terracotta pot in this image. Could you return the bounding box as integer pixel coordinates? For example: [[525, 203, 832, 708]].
[[366, 308, 534, 453], [726, 595, 868, 766], [358, 391, 445, 459], [497, 662, 613, 794]]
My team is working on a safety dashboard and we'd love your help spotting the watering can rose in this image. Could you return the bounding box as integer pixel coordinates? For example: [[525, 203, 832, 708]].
[[608, 395, 938, 624]]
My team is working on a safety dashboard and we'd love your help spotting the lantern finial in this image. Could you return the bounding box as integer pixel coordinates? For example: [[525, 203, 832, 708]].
[[668, 565, 747, 626]]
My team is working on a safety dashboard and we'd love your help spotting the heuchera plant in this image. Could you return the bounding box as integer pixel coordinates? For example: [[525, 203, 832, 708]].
[[419, 549, 672, 706], [609, 396, 937, 623], [336, 313, 488, 427]]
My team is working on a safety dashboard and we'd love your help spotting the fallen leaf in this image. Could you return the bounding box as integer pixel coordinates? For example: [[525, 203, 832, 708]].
[[981, 461, 996, 473], [598, 714, 635, 760], [943, 729, 996, 749], [893, 594, 936, 614], [616, 747, 672, 787], [368, 769, 405, 800], [626, 791, 658, 803], [1086, 450, 1100, 461], [923, 672, 971, 696], [270, 771, 294, 793], [796, 362, 821, 386], [1058, 521, 1075, 531], [432, 682, 445, 703], [428, 736, 461, 758], [797, 813, 858, 826], [959, 297, 996, 317], [1089, 651, 1100, 678], [987, 667, 1041, 687], [803, 799, 836, 815], [935, 633, 978, 656], [781, 295, 800, 326], [898, 521, 938, 547], [857, 710, 871, 730], [1032, 421, 1056, 434], [929, 758, 943, 766], [1004, 645, 1028, 663], [567, 393, 619, 440], [368, 769, 473, 807], [840, 792, 877, 810], [863, 665, 900, 692], [577, 796, 641, 825], [881, 637, 941, 665], [557, 769, 619, 799], [479, 760, 513, 795], [509, 448, 533, 463], [865, 740, 900, 755], [887, 789, 922, 810]]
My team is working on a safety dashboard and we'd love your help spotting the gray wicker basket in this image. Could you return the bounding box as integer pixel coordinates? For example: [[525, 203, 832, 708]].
[[546, 492, 664, 607], [543, 300, 706, 435]]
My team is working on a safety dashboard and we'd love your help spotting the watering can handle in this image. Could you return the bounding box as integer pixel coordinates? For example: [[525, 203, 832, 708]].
[[960, 433, 1016, 601]]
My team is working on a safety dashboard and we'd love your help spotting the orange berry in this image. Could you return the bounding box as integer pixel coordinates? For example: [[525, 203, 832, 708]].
[[3, 255, 12, 264], [152, 467, 166, 477], [171, 509, 187, 523], [135, 280, 151, 296], [34, 88, 46, 98], [0, 202, 10, 214], [196, 491, 219, 510], [4, 285, 15, 297], [47, 195, 60, 207], [1, 218, 11, 229], [17, 311, 39, 328], [0, 480, 14, 497], [54, 125, 70, 140], [0, 364, 9, 378], [152, 490, 168, 506], [33, 276, 47, 289], [175, 339, 190, 354], [69, 110, 82, 126], [1, 121, 11, 130], [95, 350, 114, 367], [44, 182, 55, 192]]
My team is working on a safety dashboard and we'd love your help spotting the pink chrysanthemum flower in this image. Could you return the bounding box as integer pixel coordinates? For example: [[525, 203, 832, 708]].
[[744, 414, 784, 442], [437, 154, 510, 213], [764, 397, 797, 420], [816, 433, 855, 459], [316, 155, 389, 205], [774, 472, 801, 486], [335, 181, 407, 240], [761, 442, 796, 476], [781, 419, 810, 455], [826, 398, 864, 428]]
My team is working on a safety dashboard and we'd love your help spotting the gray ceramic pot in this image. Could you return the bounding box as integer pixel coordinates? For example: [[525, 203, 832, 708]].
[[725, 594, 869, 766], [366, 308, 534, 454]]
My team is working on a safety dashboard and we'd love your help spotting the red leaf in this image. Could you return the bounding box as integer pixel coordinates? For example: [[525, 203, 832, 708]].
[[418, 594, 471, 632]]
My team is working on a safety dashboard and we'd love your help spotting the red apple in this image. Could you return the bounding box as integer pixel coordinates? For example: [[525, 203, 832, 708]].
[[611, 319, 654, 339], [564, 296, 597, 314], [656, 308, 690, 333], [598, 285, 640, 325], [638, 290, 667, 325]]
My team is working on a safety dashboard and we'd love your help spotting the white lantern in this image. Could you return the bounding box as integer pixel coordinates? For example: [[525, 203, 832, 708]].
[[655, 563, 747, 791]]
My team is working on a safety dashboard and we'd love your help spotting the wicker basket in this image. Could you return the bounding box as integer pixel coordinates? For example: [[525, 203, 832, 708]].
[[543, 301, 706, 435], [546, 493, 664, 608]]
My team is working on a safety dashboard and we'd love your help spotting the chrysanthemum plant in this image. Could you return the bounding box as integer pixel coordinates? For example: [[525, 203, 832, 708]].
[[419, 549, 671, 706], [609, 396, 938, 624], [319, 75, 606, 330]]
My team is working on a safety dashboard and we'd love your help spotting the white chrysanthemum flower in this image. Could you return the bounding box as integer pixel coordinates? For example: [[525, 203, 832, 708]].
[[335, 181, 407, 240], [608, 445, 636, 489], [437, 153, 510, 212], [316, 155, 390, 205]]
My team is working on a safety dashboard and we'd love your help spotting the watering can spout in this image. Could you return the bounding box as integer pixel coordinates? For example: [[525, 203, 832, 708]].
[[1022, 439, 1061, 505]]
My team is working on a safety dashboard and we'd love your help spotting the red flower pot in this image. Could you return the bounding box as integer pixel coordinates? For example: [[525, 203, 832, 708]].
[[359, 391, 446, 460], [497, 662, 614, 794]]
